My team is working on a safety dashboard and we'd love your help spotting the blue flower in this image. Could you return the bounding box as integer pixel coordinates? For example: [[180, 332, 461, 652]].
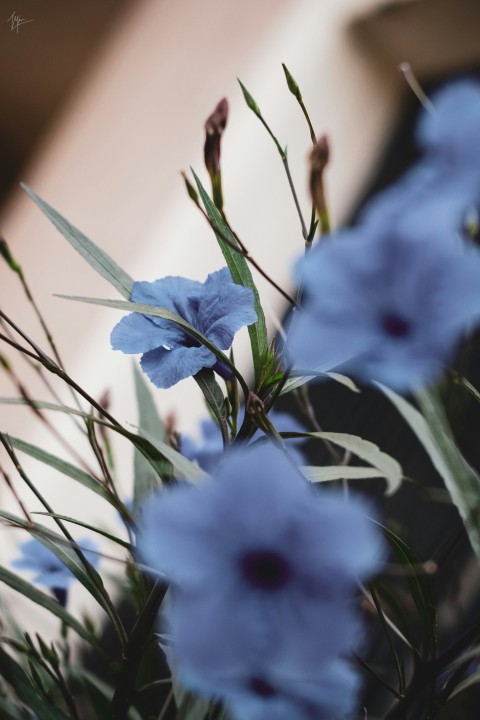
[[111, 268, 257, 388], [361, 80, 480, 241], [181, 411, 307, 473], [288, 226, 480, 392], [138, 444, 382, 717], [12, 537, 99, 604]]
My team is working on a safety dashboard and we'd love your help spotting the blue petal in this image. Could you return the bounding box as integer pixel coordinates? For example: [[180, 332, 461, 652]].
[[199, 268, 257, 348], [140, 345, 216, 389], [132, 276, 203, 327], [111, 313, 181, 354]]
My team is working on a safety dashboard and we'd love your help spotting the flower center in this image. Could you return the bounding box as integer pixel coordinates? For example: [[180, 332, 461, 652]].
[[248, 676, 276, 698], [381, 312, 411, 338], [240, 549, 291, 590]]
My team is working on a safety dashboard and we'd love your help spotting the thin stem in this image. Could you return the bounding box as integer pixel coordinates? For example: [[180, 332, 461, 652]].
[[281, 153, 308, 241], [195, 202, 297, 307]]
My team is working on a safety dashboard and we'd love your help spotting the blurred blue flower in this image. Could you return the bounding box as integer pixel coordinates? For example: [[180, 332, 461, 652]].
[[138, 444, 382, 716], [111, 268, 257, 388], [288, 226, 480, 392], [12, 537, 99, 605], [361, 79, 480, 241], [180, 411, 307, 473]]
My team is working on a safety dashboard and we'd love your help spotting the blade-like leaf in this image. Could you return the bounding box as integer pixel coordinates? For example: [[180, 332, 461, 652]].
[[194, 368, 229, 445], [380, 383, 480, 562], [56, 294, 250, 399], [287, 431, 402, 496], [0, 511, 108, 613], [7, 436, 117, 507], [0, 397, 85, 416], [191, 169, 268, 386], [21, 184, 134, 298], [132, 427, 208, 482], [133, 363, 166, 505], [280, 370, 360, 395], [0, 566, 94, 642], [302, 466, 388, 482], [33, 512, 132, 551], [79, 672, 144, 720], [0, 646, 70, 720], [381, 524, 436, 661]]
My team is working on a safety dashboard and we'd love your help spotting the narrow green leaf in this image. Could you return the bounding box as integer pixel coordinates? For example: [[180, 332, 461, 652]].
[[7, 436, 117, 507], [79, 672, 144, 720], [132, 427, 208, 482], [0, 647, 69, 720], [0, 397, 85, 416], [280, 371, 360, 395], [56, 294, 250, 399], [447, 669, 480, 700], [380, 383, 480, 562], [0, 695, 32, 720], [194, 368, 229, 444], [191, 168, 268, 386], [32, 512, 132, 551], [0, 511, 109, 613], [21, 185, 134, 298], [302, 466, 388, 482], [0, 566, 94, 642], [133, 363, 166, 505], [292, 431, 402, 496], [381, 524, 436, 661], [0, 398, 203, 484]]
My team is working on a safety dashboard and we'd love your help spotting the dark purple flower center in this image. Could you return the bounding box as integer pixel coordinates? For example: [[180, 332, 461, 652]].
[[381, 312, 411, 339], [240, 549, 291, 590], [248, 676, 276, 698]]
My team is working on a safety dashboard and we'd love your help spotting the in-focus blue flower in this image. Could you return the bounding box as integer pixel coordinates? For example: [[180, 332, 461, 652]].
[[138, 444, 382, 718], [288, 226, 480, 392], [12, 537, 99, 605], [180, 411, 307, 473], [111, 268, 257, 389], [361, 79, 480, 241]]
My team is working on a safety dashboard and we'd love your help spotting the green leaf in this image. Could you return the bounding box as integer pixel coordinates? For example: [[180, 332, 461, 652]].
[[191, 169, 268, 387], [56, 294, 250, 399], [381, 524, 436, 661], [447, 670, 480, 700], [0, 511, 109, 613], [380, 383, 480, 562], [0, 398, 204, 484], [32, 512, 132, 551], [0, 397, 85, 416], [79, 672, 144, 720], [194, 368, 229, 445], [133, 363, 166, 505], [0, 695, 33, 720], [0, 566, 94, 643], [131, 427, 208, 482], [7, 436, 118, 508], [280, 370, 360, 395], [291, 431, 402, 496], [0, 647, 70, 720], [21, 184, 134, 298], [302, 466, 390, 482]]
